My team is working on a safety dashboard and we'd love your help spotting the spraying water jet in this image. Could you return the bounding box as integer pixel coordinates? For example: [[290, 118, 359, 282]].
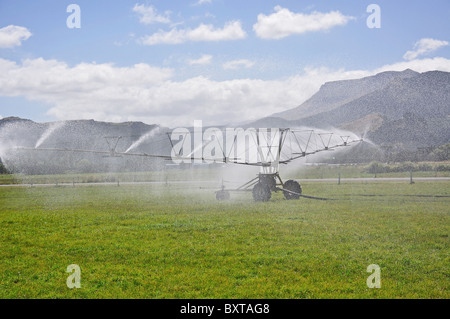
[[125, 127, 160, 153], [35, 121, 66, 149]]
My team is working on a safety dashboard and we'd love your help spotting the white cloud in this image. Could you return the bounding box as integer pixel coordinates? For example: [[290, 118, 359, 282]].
[[139, 20, 246, 45], [223, 59, 255, 70], [193, 0, 212, 6], [0, 25, 32, 48], [253, 6, 353, 39], [132, 4, 171, 24], [403, 38, 449, 61], [189, 55, 213, 65], [374, 57, 450, 73], [1, 57, 450, 128]]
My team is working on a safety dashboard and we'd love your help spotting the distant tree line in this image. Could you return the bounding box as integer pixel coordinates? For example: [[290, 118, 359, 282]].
[[365, 161, 450, 175], [392, 143, 449, 163], [322, 142, 450, 164], [426, 143, 450, 162]]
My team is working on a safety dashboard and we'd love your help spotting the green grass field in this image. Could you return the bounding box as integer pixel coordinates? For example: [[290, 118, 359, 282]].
[[0, 178, 449, 299]]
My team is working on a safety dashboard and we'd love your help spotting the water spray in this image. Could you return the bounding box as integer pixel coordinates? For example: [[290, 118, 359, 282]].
[[125, 127, 160, 153], [35, 121, 66, 149]]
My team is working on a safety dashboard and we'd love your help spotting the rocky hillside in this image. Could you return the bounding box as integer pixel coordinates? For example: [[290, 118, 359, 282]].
[[272, 69, 420, 121], [0, 117, 171, 174], [257, 70, 450, 153]]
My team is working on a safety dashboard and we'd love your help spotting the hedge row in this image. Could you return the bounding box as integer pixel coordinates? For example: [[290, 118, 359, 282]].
[[365, 161, 450, 174]]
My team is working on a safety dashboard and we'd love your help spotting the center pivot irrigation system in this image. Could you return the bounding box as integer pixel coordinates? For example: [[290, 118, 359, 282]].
[[16, 127, 362, 202], [179, 128, 362, 202]]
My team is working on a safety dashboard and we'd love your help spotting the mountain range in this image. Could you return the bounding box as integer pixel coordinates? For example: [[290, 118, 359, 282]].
[[0, 117, 169, 174], [249, 69, 450, 150]]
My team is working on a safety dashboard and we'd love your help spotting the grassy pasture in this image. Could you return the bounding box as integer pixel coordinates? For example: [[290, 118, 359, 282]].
[[0, 179, 448, 299]]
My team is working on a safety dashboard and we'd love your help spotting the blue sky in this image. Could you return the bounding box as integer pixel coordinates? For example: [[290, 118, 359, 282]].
[[0, 0, 449, 127]]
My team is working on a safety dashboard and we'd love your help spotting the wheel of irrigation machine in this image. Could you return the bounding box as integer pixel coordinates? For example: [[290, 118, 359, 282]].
[[216, 190, 230, 201], [259, 175, 277, 191], [283, 180, 302, 200], [252, 182, 272, 202]]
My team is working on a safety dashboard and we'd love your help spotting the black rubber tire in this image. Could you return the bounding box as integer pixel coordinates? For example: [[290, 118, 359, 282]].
[[283, 180, 302, 200], [259, 175, 277, 191], [216, 190, 230, 201], [252, 182, 271, 202]]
